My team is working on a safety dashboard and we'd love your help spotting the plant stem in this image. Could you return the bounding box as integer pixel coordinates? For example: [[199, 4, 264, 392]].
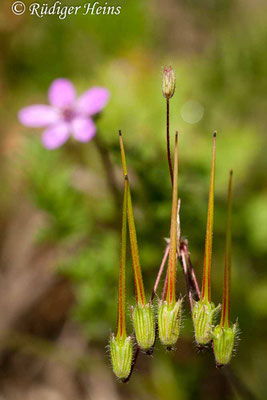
[[166, 99, 173, 185], [150, 244, 170, 302], [179, 249, 194, 312], [183, 242, 201, 300]]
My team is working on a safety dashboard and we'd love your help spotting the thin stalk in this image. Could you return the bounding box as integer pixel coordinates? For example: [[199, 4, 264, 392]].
[[119, 132, 146, 306], [162, 267, 168, 300], [166, 99, 173, 185], [150, 244, 170, 302], [166, 132, 178, 305], [183, 242, 201, 300], [201, 132, 216, 302], [116, 176, 128, 339], [220, 170, 233, 328], [180, 249, 193, 312]]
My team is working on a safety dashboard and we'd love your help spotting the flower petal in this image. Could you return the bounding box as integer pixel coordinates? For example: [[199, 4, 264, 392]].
[[18, 105, 59, 127], [76, 87, 110, 115], [48, 78, 76, 108], [72, 117, 96, 142], [42, 122, 70, 150]]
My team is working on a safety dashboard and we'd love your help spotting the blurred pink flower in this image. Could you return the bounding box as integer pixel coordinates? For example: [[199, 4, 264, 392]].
[[18, 79, 110, 149]]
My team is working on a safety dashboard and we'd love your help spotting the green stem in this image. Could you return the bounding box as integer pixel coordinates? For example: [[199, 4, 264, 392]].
[[166, 99, 173, 185]]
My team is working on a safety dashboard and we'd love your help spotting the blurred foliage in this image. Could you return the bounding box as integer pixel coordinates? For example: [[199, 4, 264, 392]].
[[0, 0, 267, 399]]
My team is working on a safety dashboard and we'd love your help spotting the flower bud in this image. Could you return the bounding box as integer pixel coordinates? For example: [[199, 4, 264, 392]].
[[158, 299, 183, 347], [213, 323, 238, 366], [162, 66, 176, 99], [132, 303, 155, 352], [193, 299, 220, 345], [110, 334, 133, 380]]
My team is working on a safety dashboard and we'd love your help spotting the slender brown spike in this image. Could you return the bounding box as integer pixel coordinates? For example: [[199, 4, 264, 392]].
[[220, 170, 233, 328], [201, 132, 216, 302], [119, 133, 146, 306], [180, 249, 194, 312], [166, 132, 178, 305], [119, 131, 128, 177], [116, 175, 128, 339], [183, 242, 201, 300], [151, 244, 170, 302]]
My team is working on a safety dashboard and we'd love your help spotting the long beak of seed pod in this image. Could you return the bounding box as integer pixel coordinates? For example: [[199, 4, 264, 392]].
[[166, 132, 178, 305], [119, 131, 146, 306], [220, 170, 233, 329], [110, 165, 133, 381], [213, 170, 238, 366], [119, 131, 155, 352], [193, 133, 220, 346], [116, 175, 128, 340], [201, 132, 216, 302]]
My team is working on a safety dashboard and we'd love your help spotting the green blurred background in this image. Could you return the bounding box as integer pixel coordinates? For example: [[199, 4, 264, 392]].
[[0, 0, 266, 399]]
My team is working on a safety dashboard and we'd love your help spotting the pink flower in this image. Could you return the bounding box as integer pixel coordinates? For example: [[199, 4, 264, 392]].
[[18, 79, 110, 149]]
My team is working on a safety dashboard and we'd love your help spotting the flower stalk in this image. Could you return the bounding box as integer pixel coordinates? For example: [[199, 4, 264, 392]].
[[213, 170, 238, 366], [193, 132, 220, 346]]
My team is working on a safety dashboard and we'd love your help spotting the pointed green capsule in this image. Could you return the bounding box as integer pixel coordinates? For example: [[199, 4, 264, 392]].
[[213, 323, 238, 366], [132, 303, 155, 352], [193, 298, 220, 345], [193, 133, 220, 345], [110, 335, 133, 380], [158, 299, 183, 347], [213, 171, 238, 365]]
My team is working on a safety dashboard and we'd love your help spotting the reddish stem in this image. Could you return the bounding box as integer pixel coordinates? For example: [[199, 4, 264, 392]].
[[166, 99, 173, 185], [151, 244, 170, 302]]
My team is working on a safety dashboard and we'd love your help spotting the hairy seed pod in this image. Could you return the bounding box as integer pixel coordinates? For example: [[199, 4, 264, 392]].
[[162, 66, 176, 99], [213, 323, 238, 365], [158, 299, 183, 347], [110, 335, 133, 380], [193, 299, 220, 345], [132, 303, 155, 351]]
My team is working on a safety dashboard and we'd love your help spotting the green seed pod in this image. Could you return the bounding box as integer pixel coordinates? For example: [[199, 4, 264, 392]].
[[162, 66, 176, 99], [110, 334, 133, 380], [132, 303, 155, 351], [193, 299, 220, 345], [158, 299, 183, 347], [213, 322, 238, 366]]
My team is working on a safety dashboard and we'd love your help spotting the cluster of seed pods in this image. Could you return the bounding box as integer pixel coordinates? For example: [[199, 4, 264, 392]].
[[109, 67, 238, 381]]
